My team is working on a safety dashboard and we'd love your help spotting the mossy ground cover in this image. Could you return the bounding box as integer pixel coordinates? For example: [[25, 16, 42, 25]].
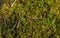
[[0, 0, 60, 38]]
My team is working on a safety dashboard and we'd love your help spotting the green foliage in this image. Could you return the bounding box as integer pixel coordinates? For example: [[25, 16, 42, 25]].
[[0, 0, 60, 38]]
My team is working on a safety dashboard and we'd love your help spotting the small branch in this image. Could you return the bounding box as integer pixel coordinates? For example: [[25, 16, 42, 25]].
[[11, 12, 20, 30], [11, 0, 17, 7], [11, 21, 18, 30], [25, 15, 44, 20]]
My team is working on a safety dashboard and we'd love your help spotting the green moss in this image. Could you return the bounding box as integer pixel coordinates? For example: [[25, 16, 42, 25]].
[[0, 0, 60, 38]]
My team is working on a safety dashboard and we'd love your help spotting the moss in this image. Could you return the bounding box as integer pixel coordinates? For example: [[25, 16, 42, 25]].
[[0, 0, 60, 38]]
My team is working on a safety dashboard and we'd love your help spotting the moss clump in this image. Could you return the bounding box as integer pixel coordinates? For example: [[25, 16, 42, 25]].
[[0, 0, 60, 38]]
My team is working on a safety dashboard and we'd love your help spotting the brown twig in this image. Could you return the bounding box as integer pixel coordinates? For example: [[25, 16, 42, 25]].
[[11, 12, 20, 30], [25, 14, 44, 20], [11, 0, 17, 7]]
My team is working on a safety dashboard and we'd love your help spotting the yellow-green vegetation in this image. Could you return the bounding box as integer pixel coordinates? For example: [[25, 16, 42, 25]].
[[0, 0, 60, 38]]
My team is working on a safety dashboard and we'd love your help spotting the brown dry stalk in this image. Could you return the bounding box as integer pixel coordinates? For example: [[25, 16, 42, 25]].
[[11, 0, 18, 7], [11, 12, 20, 30], [25, 14, 44, 20]]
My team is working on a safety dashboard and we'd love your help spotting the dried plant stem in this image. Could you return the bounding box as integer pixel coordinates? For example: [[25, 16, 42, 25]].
[[11, 0, 17, 7], [25, 15, 44, 20], [11, 12, 20, 30]]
